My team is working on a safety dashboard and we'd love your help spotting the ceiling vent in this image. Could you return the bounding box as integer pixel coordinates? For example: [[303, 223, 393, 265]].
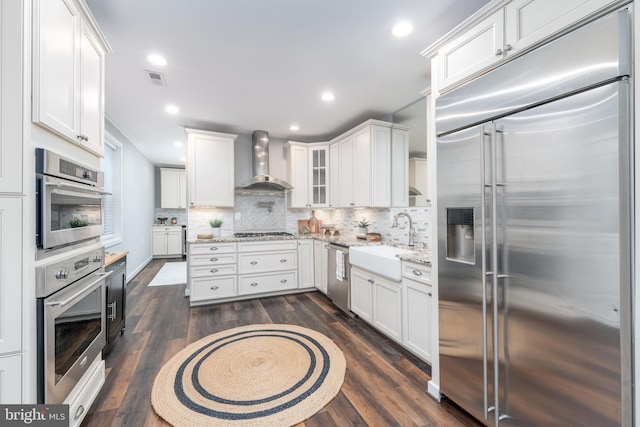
[[146, 70, 167, 86]]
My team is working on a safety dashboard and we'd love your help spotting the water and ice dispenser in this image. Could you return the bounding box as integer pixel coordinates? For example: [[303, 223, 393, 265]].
[[446, 208, 475, 263]]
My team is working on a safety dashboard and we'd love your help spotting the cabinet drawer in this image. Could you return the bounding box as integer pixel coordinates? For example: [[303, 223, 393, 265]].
[[153, 226, 182, 233], [190, 242, 236, 255], [238, 251, 297, 274], [402, 262, 431, 284], [191, 276, 237, 301], [239, 271, 297, 295], [190, 264, 237, 278], [65, 356, 104, 427], [190, 253, 237, 267], [237, 240, 297, 253]]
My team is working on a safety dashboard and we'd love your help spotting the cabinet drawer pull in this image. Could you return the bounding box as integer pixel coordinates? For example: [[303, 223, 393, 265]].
[[210, 269, 218, 273], [250, 282, 259, 286], [209, 247, 219, 251], [280, 279, 287, 283], [75, 405, 85, 420], [210, 258, 218, 262], [412, 269, 423, 276], [210, 286, 219, 290], [280, 259, 287, 263], [250, 261, 258, 265]]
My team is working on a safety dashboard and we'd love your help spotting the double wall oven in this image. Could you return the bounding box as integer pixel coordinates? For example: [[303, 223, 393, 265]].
[[35, 148, 111, 404]]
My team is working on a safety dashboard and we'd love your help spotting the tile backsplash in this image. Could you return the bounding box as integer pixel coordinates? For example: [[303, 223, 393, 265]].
[[187, 193, 432, 248]]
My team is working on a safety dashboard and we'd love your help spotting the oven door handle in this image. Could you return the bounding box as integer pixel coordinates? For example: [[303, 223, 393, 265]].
[[45, 180, 112, 196], [46, 271, 112, 307]]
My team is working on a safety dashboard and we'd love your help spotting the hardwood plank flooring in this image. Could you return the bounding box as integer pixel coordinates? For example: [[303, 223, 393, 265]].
[[82, 259, 482, 427]]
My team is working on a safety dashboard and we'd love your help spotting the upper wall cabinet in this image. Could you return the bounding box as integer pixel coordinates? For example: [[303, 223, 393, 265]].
[[160, 168, 187, 209], [32, 0, 111, 156], [391, 127, 409, 208], [434, 0, 619, 92], [0, 0, 23, 194], [186, 129, 237, 207], [330, 120, 397, 208], [285, 142, 329, 208]]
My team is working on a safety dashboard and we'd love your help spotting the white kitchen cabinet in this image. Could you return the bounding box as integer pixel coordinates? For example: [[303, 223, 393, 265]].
[[329, 142, 340, 208], [0, 198, 22, 355], [313, 240, 328, 294], [160, 168, 187, 209], [238, 251, 297, 274], [297, 239, 315, 289], [0, 354, 21, 403], [409, 158, 429, 206], [350, 267, 373, 323], [239, 271, 297, 295], [188, 242, 237, 304], [391, 127, 409, 208], [64, 355, 104, 427], [402, 261, 433, 363], [186, 129, 237, 207], [152, 226, 182, 258], [435, 0, 617, 92], [32, 0, 110, 156], [191, 276, 237, 302], [0, 0, 23, 194], [285, 143, 329, 208], [373, 277, 403, 343], [330, 120, 393, 208]]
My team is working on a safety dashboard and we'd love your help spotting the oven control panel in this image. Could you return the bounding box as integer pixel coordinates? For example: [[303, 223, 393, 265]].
[[36, 247, 105, 298]]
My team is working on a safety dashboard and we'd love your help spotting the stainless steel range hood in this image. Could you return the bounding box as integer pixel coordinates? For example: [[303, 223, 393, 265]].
[[238, 130, 293, 190]]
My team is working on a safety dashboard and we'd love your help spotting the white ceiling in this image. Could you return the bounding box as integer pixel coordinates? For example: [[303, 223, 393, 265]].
[[86, 0, 490, 166]]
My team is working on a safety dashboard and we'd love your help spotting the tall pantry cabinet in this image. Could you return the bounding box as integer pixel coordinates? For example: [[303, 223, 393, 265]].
[[0, 0, 24, 403]]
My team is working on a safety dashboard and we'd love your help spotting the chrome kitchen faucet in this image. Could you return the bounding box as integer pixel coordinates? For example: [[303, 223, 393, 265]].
[[392, 212, 415, 247]]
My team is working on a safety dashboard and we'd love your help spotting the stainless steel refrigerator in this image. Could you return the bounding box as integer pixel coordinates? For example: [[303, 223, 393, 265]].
[[436, 7, 632, 427]]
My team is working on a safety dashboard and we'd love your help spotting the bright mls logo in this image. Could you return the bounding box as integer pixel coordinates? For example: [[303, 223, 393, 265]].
[[1, 405, 68, 426]]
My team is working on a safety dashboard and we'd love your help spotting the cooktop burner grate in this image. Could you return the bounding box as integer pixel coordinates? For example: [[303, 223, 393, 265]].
[[233, 231, 293, 238]]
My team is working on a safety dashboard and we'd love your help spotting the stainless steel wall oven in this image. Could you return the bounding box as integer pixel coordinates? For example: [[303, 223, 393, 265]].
[[36, 148, 108, 256], [36, 247, 110, 404]]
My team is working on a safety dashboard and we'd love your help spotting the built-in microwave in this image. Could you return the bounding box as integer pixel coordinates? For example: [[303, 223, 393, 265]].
[[36, 149, 109, 255]]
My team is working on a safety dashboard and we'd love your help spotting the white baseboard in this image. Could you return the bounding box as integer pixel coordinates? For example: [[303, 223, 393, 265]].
[[427, 380, 441, 402], [126, 255, 153, 283]]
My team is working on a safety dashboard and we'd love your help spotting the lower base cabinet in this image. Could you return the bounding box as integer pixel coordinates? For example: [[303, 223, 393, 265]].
[[64, 355, 104, 427], [105, 256, 126, 355], [152, 226, 183, 258], [402, 278, 432, 362], [0, 354, 21, 403], [313, 240, 328, 293], [350, 267, 373, 322], [297, 239, 315, 289]]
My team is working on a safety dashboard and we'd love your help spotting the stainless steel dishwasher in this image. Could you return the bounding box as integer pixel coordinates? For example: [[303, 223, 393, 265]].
[[327, 243, 352, 316]]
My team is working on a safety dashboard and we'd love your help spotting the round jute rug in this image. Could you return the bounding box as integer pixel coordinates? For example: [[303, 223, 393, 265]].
[[151, 324, 346, 426]]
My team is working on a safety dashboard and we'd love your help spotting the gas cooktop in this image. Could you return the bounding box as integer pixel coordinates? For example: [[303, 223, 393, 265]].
[[233, 231, 293, 238]]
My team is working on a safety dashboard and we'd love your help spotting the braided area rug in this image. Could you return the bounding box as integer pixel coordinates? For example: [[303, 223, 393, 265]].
[[151, 324, 346, 426]]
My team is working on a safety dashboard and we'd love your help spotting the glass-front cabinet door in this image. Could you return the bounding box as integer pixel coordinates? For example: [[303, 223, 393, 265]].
[[309, 146, 328, 207]]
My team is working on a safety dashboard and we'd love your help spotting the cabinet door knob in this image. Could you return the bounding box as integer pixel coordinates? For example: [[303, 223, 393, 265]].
[[495, 48, 503, 56], [250, 282, 259, 286], [504, 44, 512, 52], [210, 286, 219, 290], [428, 292, 432, 296], [250, 261, 258, 265]]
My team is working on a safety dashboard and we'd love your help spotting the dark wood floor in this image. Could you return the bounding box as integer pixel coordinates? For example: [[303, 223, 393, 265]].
[[82, 259, 482, 427]]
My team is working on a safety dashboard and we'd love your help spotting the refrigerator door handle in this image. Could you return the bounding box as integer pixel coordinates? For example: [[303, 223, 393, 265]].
[[480, 126, 491, 420], [490, 122, 501, 427]]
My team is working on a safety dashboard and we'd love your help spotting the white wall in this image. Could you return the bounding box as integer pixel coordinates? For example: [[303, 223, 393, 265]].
[[105, 121, 155, 280]]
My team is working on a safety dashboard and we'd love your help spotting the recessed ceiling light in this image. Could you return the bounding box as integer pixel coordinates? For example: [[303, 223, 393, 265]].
[[321, 92, 335, 102], [289, 124, 299, 131], [165, 104, 179, 114], [391, 21, 413, 37], [173, 141, 183, 147], [147, 54, 167, 66]]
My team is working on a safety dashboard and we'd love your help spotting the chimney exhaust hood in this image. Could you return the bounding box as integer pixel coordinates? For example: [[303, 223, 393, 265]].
[[238, 130, 293, 190]]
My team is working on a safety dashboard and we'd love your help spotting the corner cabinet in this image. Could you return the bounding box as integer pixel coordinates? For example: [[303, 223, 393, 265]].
[[160, 168, 187, 209], [434, 0, 619, 92], [32, 0, 111, 156], [186, 129, 237, 207], [285, 142, 329, 208], [330, 120, 395, 208]]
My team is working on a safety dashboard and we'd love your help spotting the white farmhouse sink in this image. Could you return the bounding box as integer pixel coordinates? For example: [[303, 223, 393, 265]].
[[349, 245, 415, 282]]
